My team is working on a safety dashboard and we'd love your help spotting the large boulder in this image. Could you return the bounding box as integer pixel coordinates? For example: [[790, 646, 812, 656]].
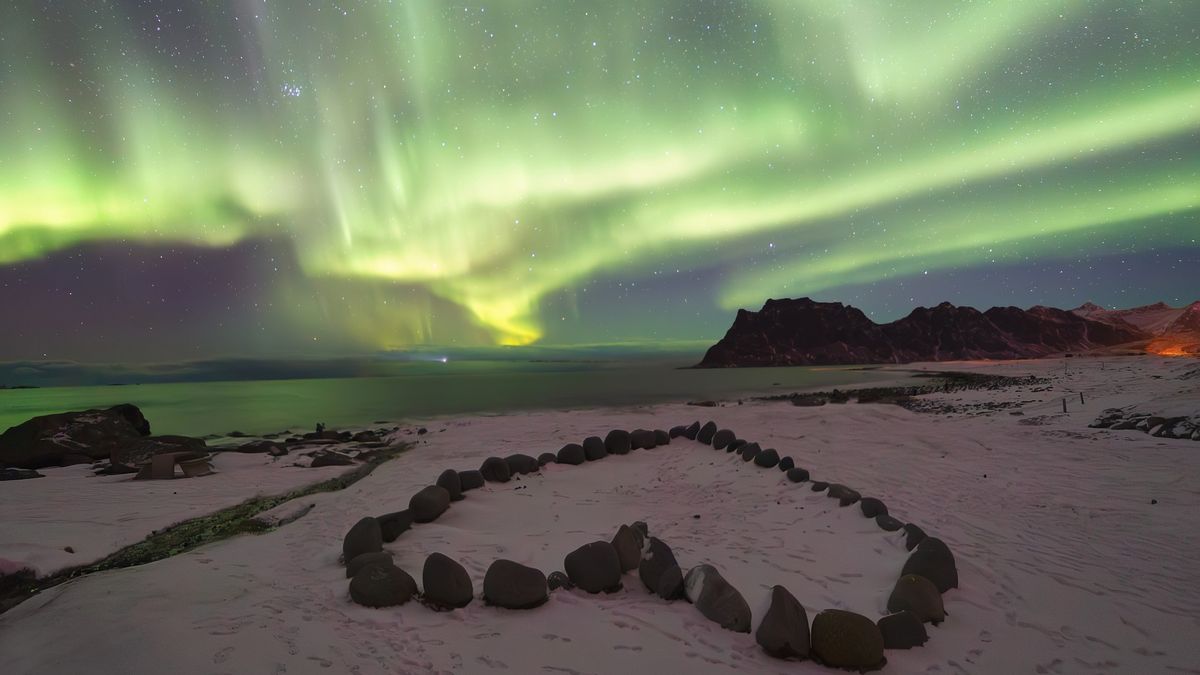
[[377, 510, 413, 543], [557, 443, 586, 465], [505, 453, 539, 475], [711, 429, 736, 450], [436, 469, 463, 502], [878, 610, 928, 649], [423, 552, 473, 609], [409, 485, 451, 523], [0, 404, 151, 469], [310, 449, 354, 468], [349, 563, 417, 608], [657, 564, 685, 600], [346, 551, 394, 578], [638, 537, 680, 595], [458, 469, 485, 491], [611, 524, 645, 572], [654, 429, 670, 446], [483, 559, 548, 609], [827, 484, 861, 507], [564, 541, 623, 593], [786, 467, 809, 483], [683, 564, 752, 633], [480, 456, 511, 483], [901, 538, 958, 592], [605, 429, 632, 455], [903, 523, 926, 551], [697, 421, 718, 444], [668, 425, 689, 438], [582, 436, 608, 461], [859, 497, 887, 518], [629, 429, 656, 450], [754, 448, 780, 468], [343, 517, 383, 562], [684, 421, 701, 440], [810, 609, 886, 671], [755, 585, 810, 659], [110, 435, 208, 469]]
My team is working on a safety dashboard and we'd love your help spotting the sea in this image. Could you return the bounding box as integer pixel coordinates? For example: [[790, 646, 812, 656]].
[[0, 360, 903, 438]]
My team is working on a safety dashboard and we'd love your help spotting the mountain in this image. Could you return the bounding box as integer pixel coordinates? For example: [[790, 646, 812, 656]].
[[1069, 301, 1188, 335], [697, 298, 1157, 367]]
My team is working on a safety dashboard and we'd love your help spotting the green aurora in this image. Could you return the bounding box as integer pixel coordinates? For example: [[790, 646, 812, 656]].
[[1, 1, 1197, 350]]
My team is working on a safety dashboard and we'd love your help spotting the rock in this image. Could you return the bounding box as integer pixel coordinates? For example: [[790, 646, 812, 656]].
[[860, 497, 887, 518], [711, 429, 736, 449], [458, 469, 485, 491], [668, 426, 688, 438], [697, 421, 718, 444], [0, 403, 151, 469], [810, 609, 886, 671], [557, 443, 586, 465], [480, 456, 511, 483], [638, 537, 679, 595], [727, 439, 746, 453], [740, 442, 761, 462], [547, 571, 573, 591], [654, 429, 670, 446], [343, 517, 383, 562], [887, 574, 945, 623], [233, 439, 282, 454], [582, 436, 608, 461], [657, 564, 685, 600], [786, 467, 809, 483], [903, 523, 927, 551], [876, 514, 904, 531], [112, 435, 208, 468], [537, 452, 558, 466], [311, 450, 355, 467], [505, 453, 539, 475], [901, 537, 958, 593], [683, 564, 752, 633], [565, 541, 623, 593], [755, 585, 810, 659], [346, 551, 394, 578], [605, 429, 632, 455], [351, 430, 381, 443], [632, 521, 649, 537], [436, 469, 464, 502], [754, 448, 780, 468], [0, 468, 43, 481], [684, 421, 701, 440], [878, 610, 928, 649], [629, 429, 656, 450], [811, 481, 829, 491], [827, 484, 861, 506], [611, 524, 645, 572], [778, 456, 794, 471], [422, 552, 473, 609], [377, 510, 413, 543], [483, 559, 548, 609], [349, 563, 417, 608], [409, 485, 451, 523]]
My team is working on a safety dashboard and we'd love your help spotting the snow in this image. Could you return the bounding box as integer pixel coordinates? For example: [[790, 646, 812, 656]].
[[1, 355, 1198, 674]]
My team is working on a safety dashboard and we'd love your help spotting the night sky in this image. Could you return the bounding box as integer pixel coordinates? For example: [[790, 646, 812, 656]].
[[1, 1, 1197, 363]]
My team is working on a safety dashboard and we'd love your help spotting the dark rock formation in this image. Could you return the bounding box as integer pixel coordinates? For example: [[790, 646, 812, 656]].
[[436, 469, 464, 502], [656, 564, 685, 600], [0, 468, 43, 481], [346, 551, 394, 578], [638, 537, 679, 595], [343, 517, 383, 562], [739, 443, 761, 463], [684, 421, 701, 440], [537, 452, 558, 466], [755, 585, 810, 659], [458, 469, 485, 491], [409, 485, 451, 523], [887, 574, 945, 624], [654, 429, 670, 446], [423, 552, 473, 609], [668, 425, 688, 438], [582, 436, 608, 461], [827, 484, 861, 506], [557, 443, 586, 465], [786, 467, 809, 483], [377, 510, 413, 543], [349, 563, 417, 608], [876, 514, 904, 532], [547, 571, 573, 591], [605, 429, 632, 455], [611, 524, 644, 572], [697, 421, 718, 444], [564, 541, 623, 593], [683, 564, 752, 633], [505, 453, 539, 475], [0, 404, 151, 469], [629, 429, 656, 450], [754, 448, 780, 468], [878, 610, 929, 649], [778, 456, 794, 471], [810, 609, 886, 671], [811, 481, 829, 491], [859, 497, 887, 518], [310, 449, 354, 468], [711, 429, 736, 449], [901, 538, 958, 592], [483, 559, 548, 609], [903, 523, 926, 551], [480, 456, 511, 483]]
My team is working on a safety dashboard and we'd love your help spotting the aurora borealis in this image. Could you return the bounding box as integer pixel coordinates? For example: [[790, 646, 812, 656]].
[[1, 1, 1197, 361]]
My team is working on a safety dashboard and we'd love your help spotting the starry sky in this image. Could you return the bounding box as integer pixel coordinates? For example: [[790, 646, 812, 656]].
[[1, 1, 1197, 363]]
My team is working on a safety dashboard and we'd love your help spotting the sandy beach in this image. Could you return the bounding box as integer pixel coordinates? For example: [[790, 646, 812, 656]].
[[1, 355, 1198, 674]]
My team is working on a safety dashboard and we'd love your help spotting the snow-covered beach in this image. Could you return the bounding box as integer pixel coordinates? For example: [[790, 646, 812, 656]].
[[1, 356, 1197, 674]]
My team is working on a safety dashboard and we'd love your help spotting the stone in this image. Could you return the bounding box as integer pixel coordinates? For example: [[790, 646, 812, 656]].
[[740, 442, 761, 462], [0, 468, 43, 481], [349, 563, 417, 608], [234, 439, 282, 454], [629, 429, 656, 450], [351, 430, 380, 443], [582, 436, 608, 461], [860, 497, 887, 518], [505, 453, 539, 475], [423, 552, 473, 609], [811, 481, 829, 491], [754, 448, 781, 468], [697, 421, 718, 444], [654, 429, 670, 446], [901, 537, 958, 592], [409, 485, 451, 523], [564, 541, 623, 593], [684, 421, 701, 440], [632, 521, 649, 538], [557, 443, 586, 465], [711, 429, 736, 449], [310, 450, 354, 468], [377, 510, 413, 543], [786, 467, 809, 483], [343, 517, 383, 563], [483, 559, 548, 609], [458, 469, 485, 491], [810, 609, 886, 671], [346, 551, 394, 578], [684, 564, 752, 633], [827, 484, 861, 506], [903, 523, 927, 551], [887, 574, 945, 623], [611, 524, 645, 572], [638, 537, 679, 595], [436, 469, 463, 501], [668, 425, 688, 438], [727, 439, 746, 453], [480, 456, 511, 482], [878, 611, 928, 649], [755, 585, 810, 659], [778, 456, 795, 471], [876, 514, 904, 532], [605, 429, 632, 455], [0, 403, 151, 469], [656, 564, 685, 600], [547, 571, 573, 591], [537, 452, 558, 466]]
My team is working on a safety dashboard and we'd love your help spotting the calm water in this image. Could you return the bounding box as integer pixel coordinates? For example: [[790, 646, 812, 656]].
[[0, 361, 900, 437]]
